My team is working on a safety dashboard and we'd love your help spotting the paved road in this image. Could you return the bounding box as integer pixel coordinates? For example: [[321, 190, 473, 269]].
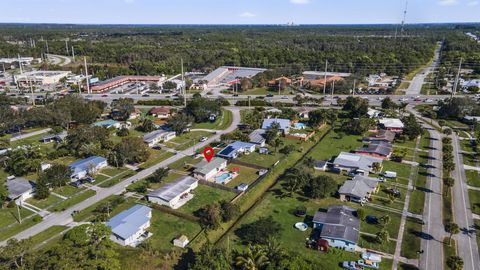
[[9, 128, 51, 142], [46, 54, 71, 66], [451, 133, 480, 270], [405, 42, 442, 96], [0, 107, 241, 246], [419, 124, 446, 270]]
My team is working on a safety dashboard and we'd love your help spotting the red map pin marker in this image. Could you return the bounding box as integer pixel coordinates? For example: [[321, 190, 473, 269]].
[[203, 147, 215, 163]]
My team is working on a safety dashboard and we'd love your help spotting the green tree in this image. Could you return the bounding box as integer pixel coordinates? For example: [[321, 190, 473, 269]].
[[220, 201, 240, 222], [197, 203, 223, 230], [402, 114, 423, 140], [111, 98, 135, 121], [379, 215, 391, 228], [167, 113, 194, 135], [235, 245, 269, 270], [445, 222, 460, 246], [376, 229, 390, 244], [446, 256, 464, 270], [42, 164, 72, 188], [34, 177, 50, 200], [191, 242, 232, 270], [140, 118, 156, 133], [444, 177, 455, 196], [381, 97, 397, 110], [304, 175, 337, 199], [149, 167, 169, 184], [0, 238, 34, 269], [356, 209, 366, 221], [116, 127, 129, 137], [235, 216, 283, 245]]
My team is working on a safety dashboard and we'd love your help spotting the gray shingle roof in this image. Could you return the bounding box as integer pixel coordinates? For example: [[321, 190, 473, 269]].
[[338, 175, 379, 199], [194, 157, 227, 175], [356, 141, 393, 157], [249, 129, 266, 144], [313, 205, 360, 244], [7, 178, 35, 200], [365, 130, 395, 143], [143, 130, 173, 144], [148, 176, 197, 202], [333, 152, 383, 172]]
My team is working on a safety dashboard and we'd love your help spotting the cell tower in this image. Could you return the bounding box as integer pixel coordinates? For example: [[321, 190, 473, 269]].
[[400, 0, 408, 38]]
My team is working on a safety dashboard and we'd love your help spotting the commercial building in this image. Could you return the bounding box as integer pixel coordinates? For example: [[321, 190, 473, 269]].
[[69, 156, 108, 180], [0, 57, 40, 69], [312, 205, 360, 252], [90, 76, 162, 92], [147, 176, 198, 209], [7, 178, 35, 202], [106, 204, 152, 247], [217, 141, 256, 159], [202, 66, 267, 87], [143, 130, 176, 147], [193, 157, 228, 181], [14, 70, 71, 87]]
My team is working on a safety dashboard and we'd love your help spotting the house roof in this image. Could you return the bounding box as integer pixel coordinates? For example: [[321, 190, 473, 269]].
[[379, 118, 404, 129], [338, 175, 380, 199], [313, 205, 360, 244], [217, 141, 256, 158], [356, 141, 393, 157], [41, 131, 67, 141], [262, 118, 291, 130], [194, 157, 227, 175], [333, 152, 383, 172], [7, 178, 35, 200], [106, 204, 152, 240], [143, 130, 174, 144], [365, 130, 395, 143], [69, 156, 106, 175], [148, 176, 198, 203], [314, 160, 328, 168], [249, 129, 266, 144], [149, 107, 171, 115]]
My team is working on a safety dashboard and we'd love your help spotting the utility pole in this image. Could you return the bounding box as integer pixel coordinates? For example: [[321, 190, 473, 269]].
[[323, 60, 328, 95], [71, 46, 75, 62], [352, 79, 356, 96], [181, 58, 186, 107], [84, 57, 90, 94], [400, 0, 408, 38], [331, 79, 335, 105], [65, 40, 69, 55], [16, 202, 22, 224], [45, 39, 49, 54], [452, 58, 463, 96], [29, 76, 35, 106], [18, 54, 23, 74]]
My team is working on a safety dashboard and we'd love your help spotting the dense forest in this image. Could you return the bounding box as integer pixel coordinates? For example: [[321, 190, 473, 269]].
[[1, 24, 466, 78]]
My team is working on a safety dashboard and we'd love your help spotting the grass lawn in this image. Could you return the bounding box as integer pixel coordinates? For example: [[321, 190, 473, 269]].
[[463, 152, 478, 167], [238, 87, 291, 96], [0, 207, 34, 229], [401, 218, 423, 259], [225, 164, 259, 188], [0, 215, 42, 241], [179, 185, 237, 215], [52, 185, 84, 197], [164, 131, 214, 151], [466, 170, 480, 187], [168, 155, 201, 172], [237, 150, 283, 168], [30, 225, 68, 246], [306, 129, 363, 161], [100, 167, 130, 177], [98, 170, 136, 188], [460, 139, 474, 153], [443, 119, 469, 129], [51, 190, 96, 212], [443, 237, 457, 269], [73, 195, 137, 222], [26, 195, 63, 210], [139, 149, 175, 169], [469, 190, 480, 215], [192, 109, 232, 130]]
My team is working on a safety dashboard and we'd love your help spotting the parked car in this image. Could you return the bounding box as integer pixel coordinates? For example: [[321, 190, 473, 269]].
[[342, 261, 363, 270], [101, 94, 109, 97], [142, 94, 150, 97], [366, 215, 379, 225], [84, 176, 95, 183], [199, 137, 208, 142], [385, 188, 401, 198], [357, 259, 379, 269], [266, 94, 274, 97]]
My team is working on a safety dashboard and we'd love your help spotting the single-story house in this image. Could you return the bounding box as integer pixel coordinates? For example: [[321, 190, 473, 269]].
[[355, 141, 393, 159], [7, 178, 35, 202], [143, 130, 176, 147], [129, 108, 142, 119], [69, 156, 108, 180], [173, 235, 190, 248], [106, 204, 152, 247], [147, 176, 198, 209], [148, 107, 172, 119], [262, 118, 291, 134], [379, 118, 404, 133], [93, 119, 122, 129], [312, 205, 360, 252], [249, 129, 266, 147], [193, 157, 228, 181], [314, 160, 328, 171], [367, 108, 381, 118], [333, 152, 383, 176], [217, 141, 256, 159], [338, 175, 380, 204], [364, 129, 395, 143], [40, 131, 67, 143]]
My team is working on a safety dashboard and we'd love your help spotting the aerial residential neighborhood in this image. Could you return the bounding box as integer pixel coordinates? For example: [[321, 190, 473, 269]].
[[0, 1, 480, 270]]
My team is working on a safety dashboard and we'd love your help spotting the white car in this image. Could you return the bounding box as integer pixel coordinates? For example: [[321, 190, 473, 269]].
[[199, 137, 208, 142]]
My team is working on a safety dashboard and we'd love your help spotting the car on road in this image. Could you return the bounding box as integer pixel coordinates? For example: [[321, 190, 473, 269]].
[[101, 94, 109, 97], [142, 94, 150, 97], [85, 95, 93, 98], [266, 94, 274, 97], [233, 94, 239, 97], [281, 96, 288, 99], [199, 137, 208, 142]]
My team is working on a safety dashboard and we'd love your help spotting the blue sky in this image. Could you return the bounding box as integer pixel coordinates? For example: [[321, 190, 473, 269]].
[[2, 0, 479, 24]]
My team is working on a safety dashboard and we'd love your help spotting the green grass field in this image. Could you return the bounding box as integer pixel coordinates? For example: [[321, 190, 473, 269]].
[[179, 185, 237, 215], [51, 190, 96, 212], [164, 131, 214, 151], [192, 109, 233, 130], [29, 225, 68, 246], [0, 215, 42, 241], [401, 218, 423, 259], [26, 195, 63, 209], [73, 195, 137, 222], [466, 170, 480, 187], [469, 190, 480, 215], [225, 164, 259, 188], [0, 207, 34, 229], [237, 150, 283, 168], [306, 129, 363, 161], [139, 149, 175, 169]]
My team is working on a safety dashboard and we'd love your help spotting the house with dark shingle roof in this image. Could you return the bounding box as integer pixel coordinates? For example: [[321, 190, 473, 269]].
[[355, 141, 393, 159], [7, 178, 35, 202], [313, 205, 360, 252], [364, 129, 396, 143]]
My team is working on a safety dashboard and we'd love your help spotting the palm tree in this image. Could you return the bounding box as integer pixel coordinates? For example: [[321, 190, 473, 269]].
[[386, 193, 396, 204], [263, 237, 285, 264], [376, 229, 390, 244], [379, 215, 391, 228], [444, 177, 455, 196], [446, 256, 464, 270], [445, 222, 460, 246], [271, 138, 283, 153], [235, 245, 269, 270]]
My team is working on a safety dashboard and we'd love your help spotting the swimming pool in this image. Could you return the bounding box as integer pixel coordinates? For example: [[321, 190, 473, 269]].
[[215, 173, 232, 184], [293, 122, 306, 129]]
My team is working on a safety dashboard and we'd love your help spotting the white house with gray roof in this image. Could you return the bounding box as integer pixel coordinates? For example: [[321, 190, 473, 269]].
[[193, 157, 227, 181], [7, 178, 35, 202], [147, 176, 198, 209], [338, 175, 380, 204], [313, 205, 360, 252], [333, 152, 383, 176], [143, 130, 176, 147], [106, 204, 152, 247]]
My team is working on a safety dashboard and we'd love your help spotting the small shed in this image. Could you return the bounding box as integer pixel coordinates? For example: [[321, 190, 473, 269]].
[[259, 147, 269, 155], [314, 160, 328, 171], [173, 235, 189, 248], [237, 183, 249, 192]]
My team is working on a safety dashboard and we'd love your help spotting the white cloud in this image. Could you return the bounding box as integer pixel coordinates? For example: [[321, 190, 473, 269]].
[[290, 0, 311, 4], [467, 1, 479, 6], [239, 12, 256, 18], [438, 0, 459, 6]]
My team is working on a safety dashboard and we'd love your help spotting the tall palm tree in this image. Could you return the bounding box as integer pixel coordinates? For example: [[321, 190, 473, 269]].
[[445, 222, 460, 246], [446, 256, 464, 270], [235, 245, 269, 270], [263, 237, 285, 264], [376, 229, 390, 244]]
